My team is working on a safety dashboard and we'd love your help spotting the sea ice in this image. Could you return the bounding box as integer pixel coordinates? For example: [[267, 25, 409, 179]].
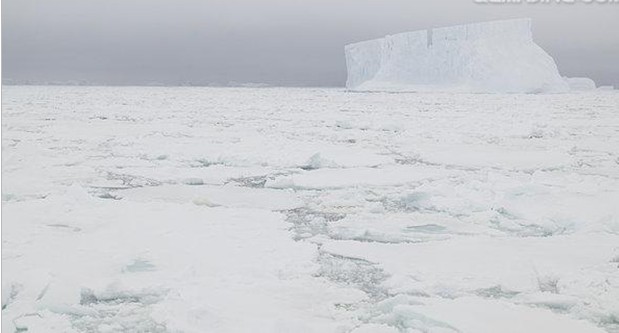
[[2, 86, 618, 332]]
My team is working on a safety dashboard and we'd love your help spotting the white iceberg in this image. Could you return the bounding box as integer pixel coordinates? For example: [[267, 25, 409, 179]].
[[564, 77, 597, 91], [345, 18, 569, 93]]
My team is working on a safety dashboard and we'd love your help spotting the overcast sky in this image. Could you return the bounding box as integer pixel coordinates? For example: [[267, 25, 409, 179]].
[[3, 0, 618, 87]]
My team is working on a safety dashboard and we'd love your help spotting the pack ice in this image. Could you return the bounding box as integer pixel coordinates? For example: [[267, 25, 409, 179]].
[[3, 86, 618, 333], [345, 18, 570, 93]]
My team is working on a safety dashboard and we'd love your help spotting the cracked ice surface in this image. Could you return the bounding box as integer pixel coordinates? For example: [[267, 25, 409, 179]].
[[2, 86, 619, 332]]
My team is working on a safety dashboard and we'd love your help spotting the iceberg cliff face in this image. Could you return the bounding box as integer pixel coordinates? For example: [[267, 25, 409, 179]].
[[345, 19, 569, 93]]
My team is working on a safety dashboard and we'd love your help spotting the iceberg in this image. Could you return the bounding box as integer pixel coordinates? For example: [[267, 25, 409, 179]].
[[564, 77, 597, 91], [345, 18, 569, 93]]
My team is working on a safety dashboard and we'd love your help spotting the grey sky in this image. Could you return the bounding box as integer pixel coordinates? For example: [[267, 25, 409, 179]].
[[3, 0, 618, 87]]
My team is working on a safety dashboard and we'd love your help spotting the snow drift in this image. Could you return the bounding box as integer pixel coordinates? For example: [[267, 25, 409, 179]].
[[345, 18, 569, 93]]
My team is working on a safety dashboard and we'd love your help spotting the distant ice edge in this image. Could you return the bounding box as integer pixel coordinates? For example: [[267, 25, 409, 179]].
[[345, 18, 572, 94]]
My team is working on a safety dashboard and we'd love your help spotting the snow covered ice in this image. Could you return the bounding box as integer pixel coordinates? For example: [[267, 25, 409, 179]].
[[345, 18, 570, 93], [2, 86, 619, 332]]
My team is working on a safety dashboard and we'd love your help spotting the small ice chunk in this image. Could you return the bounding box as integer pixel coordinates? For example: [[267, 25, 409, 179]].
[[302, 153, 336, 170]]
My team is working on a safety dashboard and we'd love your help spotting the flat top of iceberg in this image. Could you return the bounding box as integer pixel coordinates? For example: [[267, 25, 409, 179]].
[[346, 18, 532, 48]]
